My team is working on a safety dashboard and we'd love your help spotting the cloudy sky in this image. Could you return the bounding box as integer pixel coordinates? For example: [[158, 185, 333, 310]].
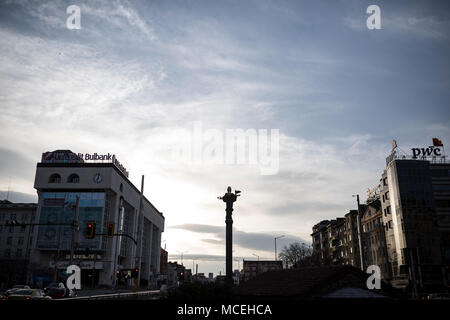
[[0, 0, 449, 275]]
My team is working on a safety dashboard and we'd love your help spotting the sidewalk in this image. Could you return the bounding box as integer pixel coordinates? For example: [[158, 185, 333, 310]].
[[75, 287, 154, 297]]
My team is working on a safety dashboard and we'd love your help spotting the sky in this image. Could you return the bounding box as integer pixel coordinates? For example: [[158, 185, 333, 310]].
[[0, 0, 449, 275]]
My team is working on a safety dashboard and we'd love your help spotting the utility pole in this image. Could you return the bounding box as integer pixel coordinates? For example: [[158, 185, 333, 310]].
[[274, 235, 285, 261], [69, 196, 80, 266], [353, 194, 365, 271], [136, 175, 144, 289], [113, 198, 124, 289], [54, 201, 67, 282]]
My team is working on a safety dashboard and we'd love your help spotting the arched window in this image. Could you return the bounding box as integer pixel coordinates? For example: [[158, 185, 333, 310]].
[[67, 174, 80, 183], [49, 173, 61, 183]]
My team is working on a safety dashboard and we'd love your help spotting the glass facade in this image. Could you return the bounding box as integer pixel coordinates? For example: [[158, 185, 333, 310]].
[[36, 192, 105, 250]]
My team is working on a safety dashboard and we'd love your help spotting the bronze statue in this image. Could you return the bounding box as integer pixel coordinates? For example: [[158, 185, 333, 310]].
[[218, 186, 241, 285]]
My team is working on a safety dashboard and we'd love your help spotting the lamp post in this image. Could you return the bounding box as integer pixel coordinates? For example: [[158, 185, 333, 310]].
[[54, 201, 69, 282], [274, 235, 285, 261], [177, 251, 188, 266]]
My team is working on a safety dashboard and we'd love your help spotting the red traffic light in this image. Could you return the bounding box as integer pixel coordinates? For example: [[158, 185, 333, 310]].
[[85, 221, 96, 238], [107, 222, 115, 238]]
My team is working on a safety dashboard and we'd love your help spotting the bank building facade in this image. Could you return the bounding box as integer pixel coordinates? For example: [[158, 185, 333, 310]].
[[29, 150, 165, 288]]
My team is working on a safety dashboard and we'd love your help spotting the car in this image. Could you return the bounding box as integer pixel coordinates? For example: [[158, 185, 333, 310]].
[[4, 289, 52, 300], [44, 282, 76, 299], [3, 285, 32, 298], [427, 293, 450, 300]]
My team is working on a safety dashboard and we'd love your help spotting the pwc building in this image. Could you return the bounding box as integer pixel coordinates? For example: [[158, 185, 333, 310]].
[[380, 140, 450, 289], [29, 150, 165, 288]]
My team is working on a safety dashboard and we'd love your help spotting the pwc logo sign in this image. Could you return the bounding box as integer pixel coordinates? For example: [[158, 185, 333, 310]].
[[411, 146, 443, 159]]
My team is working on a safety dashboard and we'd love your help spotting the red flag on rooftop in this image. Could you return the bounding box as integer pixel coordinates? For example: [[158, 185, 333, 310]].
[[432, 138, 443, 147]]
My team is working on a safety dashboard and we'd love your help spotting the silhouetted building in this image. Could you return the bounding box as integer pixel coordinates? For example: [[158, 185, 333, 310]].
[[0, 201, 37, 287], [160, 248, 168, 275], [243, 260, 282, 281], [312, 212, 360, 268], [361, 196, 391, 281]]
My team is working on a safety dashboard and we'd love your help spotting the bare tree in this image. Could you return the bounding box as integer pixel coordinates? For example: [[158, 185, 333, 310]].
[[278, 242, 313, 269]]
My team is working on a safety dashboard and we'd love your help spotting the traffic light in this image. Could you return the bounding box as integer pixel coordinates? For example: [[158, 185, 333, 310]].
[[179, 272, 184, 281], [85, 221, 96, 238], [132, 267, 139, 278], [106, 222, 115, 238]]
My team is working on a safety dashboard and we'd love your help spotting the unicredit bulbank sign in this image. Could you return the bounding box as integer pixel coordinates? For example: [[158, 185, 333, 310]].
[[41, 150, 129, 177]]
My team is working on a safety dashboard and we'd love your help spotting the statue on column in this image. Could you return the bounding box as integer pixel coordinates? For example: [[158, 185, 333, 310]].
[[218, 186, 241, 285]]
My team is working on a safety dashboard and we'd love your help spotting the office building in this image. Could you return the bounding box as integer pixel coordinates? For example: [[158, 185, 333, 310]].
[[29, 150, 165, 288], [381, 142, 449, 290]]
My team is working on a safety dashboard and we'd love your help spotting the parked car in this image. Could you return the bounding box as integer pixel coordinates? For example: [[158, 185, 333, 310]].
[[4, 289, 51, 300], [427, 293, 450, 300], [3, 285, 32, 298], [44, 282, 76, 299]]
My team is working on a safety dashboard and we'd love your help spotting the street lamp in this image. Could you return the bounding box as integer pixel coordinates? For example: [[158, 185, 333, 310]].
[[274, 235, 285, 261], [177, 250, 188, 266], [352, 194, 365, 271]]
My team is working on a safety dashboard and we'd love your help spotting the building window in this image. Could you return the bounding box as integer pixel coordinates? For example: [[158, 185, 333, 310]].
[[7, 236, 12, 245], [4, 249, 11, 257], [18, 237, 24, 246], [16, 249, 22, 257], [67, 174, 80, 183], [49, 173, 61, 183]]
